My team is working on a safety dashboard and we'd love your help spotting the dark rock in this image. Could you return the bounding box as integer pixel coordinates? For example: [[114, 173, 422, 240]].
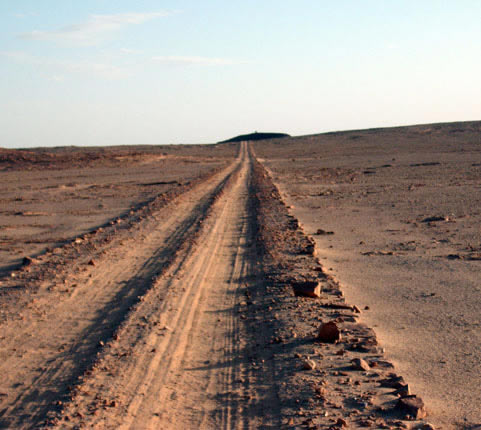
[[22, 256, 35, 266], [299, 239, 315, 255], [380, 375, 406, 389], [348, 338, 378, 353], [396, 395, 427, 419], [318, 321, 341, 343], [316, 229, 334, 235], [421, 215, 447, 223], [292, 280, 321, 298], [396, 383, 411, 397]]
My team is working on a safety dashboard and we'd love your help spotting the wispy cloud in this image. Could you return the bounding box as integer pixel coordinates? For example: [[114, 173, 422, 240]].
[[151, 56, 245, 66], [50, 75, 66, 82], [19, 11, 172, 45], [12, 11, 37, 18], [120, 48, 142, 54], [0, 50, 129, 80]]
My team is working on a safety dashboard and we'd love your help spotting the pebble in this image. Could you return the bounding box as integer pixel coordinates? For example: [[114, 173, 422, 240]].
[[303, 359, 316, 370], [351, 358, 370, 371]]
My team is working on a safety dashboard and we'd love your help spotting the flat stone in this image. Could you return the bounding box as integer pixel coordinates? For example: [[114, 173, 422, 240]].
[[380, 375, 406, 389], [351, 358, 370, 371], [396, 395, 427, 419]]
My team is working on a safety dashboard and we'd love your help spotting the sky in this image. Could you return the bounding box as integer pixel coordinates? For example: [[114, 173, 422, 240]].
[[1, 1, 480, 148]]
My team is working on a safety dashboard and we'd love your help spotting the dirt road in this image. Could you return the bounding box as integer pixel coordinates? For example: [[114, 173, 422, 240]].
[[0, 142, 435, 429], [0, 143, 280, 429], [53, 142, 276, 429]]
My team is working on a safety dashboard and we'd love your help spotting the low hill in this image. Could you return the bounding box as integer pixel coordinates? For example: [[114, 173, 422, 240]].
[[219, 132, 290, 143]]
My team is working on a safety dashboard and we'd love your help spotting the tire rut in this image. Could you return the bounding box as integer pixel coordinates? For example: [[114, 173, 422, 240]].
[[50, 142, 282, 429], [0, 148, 242, 429]]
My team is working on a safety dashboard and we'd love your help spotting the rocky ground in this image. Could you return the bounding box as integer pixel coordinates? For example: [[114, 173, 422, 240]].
[[254, 121, 481, 429]]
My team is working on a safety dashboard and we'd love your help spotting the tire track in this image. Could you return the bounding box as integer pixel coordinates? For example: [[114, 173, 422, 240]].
[[0, 147, 242, 429], [51, 142, 282, 429]]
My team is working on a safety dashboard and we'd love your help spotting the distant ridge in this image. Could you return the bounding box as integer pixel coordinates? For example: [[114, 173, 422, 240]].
[[219, 132, 290, 143]]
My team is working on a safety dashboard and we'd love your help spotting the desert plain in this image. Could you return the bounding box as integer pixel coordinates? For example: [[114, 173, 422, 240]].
[[0, 121, 479, 429]]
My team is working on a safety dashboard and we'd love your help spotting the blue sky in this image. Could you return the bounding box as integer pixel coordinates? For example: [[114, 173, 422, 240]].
[[1, 1, 480, 148]]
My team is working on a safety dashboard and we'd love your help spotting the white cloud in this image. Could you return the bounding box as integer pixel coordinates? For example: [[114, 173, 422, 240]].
[[19, 11, 172, 45], [151, 56, 244, 66], [0, 50, 129, 80]]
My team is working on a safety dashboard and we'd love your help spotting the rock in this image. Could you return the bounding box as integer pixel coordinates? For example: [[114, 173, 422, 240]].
[[300, 240, 315, 255], [396, 396, 427, 419], [351, 358, 370, 371], [336, 417, 348, 427], [303, 359, 316, 370], [316, 228, 334, 235], [292, 280, 321, 298], [419, 423, 435, 430], [380, 375, 406, 389], [422, 215, 448, 223], [396, 383, 411, 397], [317, 321, 341, 343], [348, 338, 378, 353], [88, 259, 96, 266], [22, 256, 35, 266]]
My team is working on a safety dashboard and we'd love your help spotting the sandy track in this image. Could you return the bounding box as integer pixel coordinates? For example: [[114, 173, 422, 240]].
[[0, 146, 244, 428], [52, 142, 275, 429], [1, 139, 442, 429]]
